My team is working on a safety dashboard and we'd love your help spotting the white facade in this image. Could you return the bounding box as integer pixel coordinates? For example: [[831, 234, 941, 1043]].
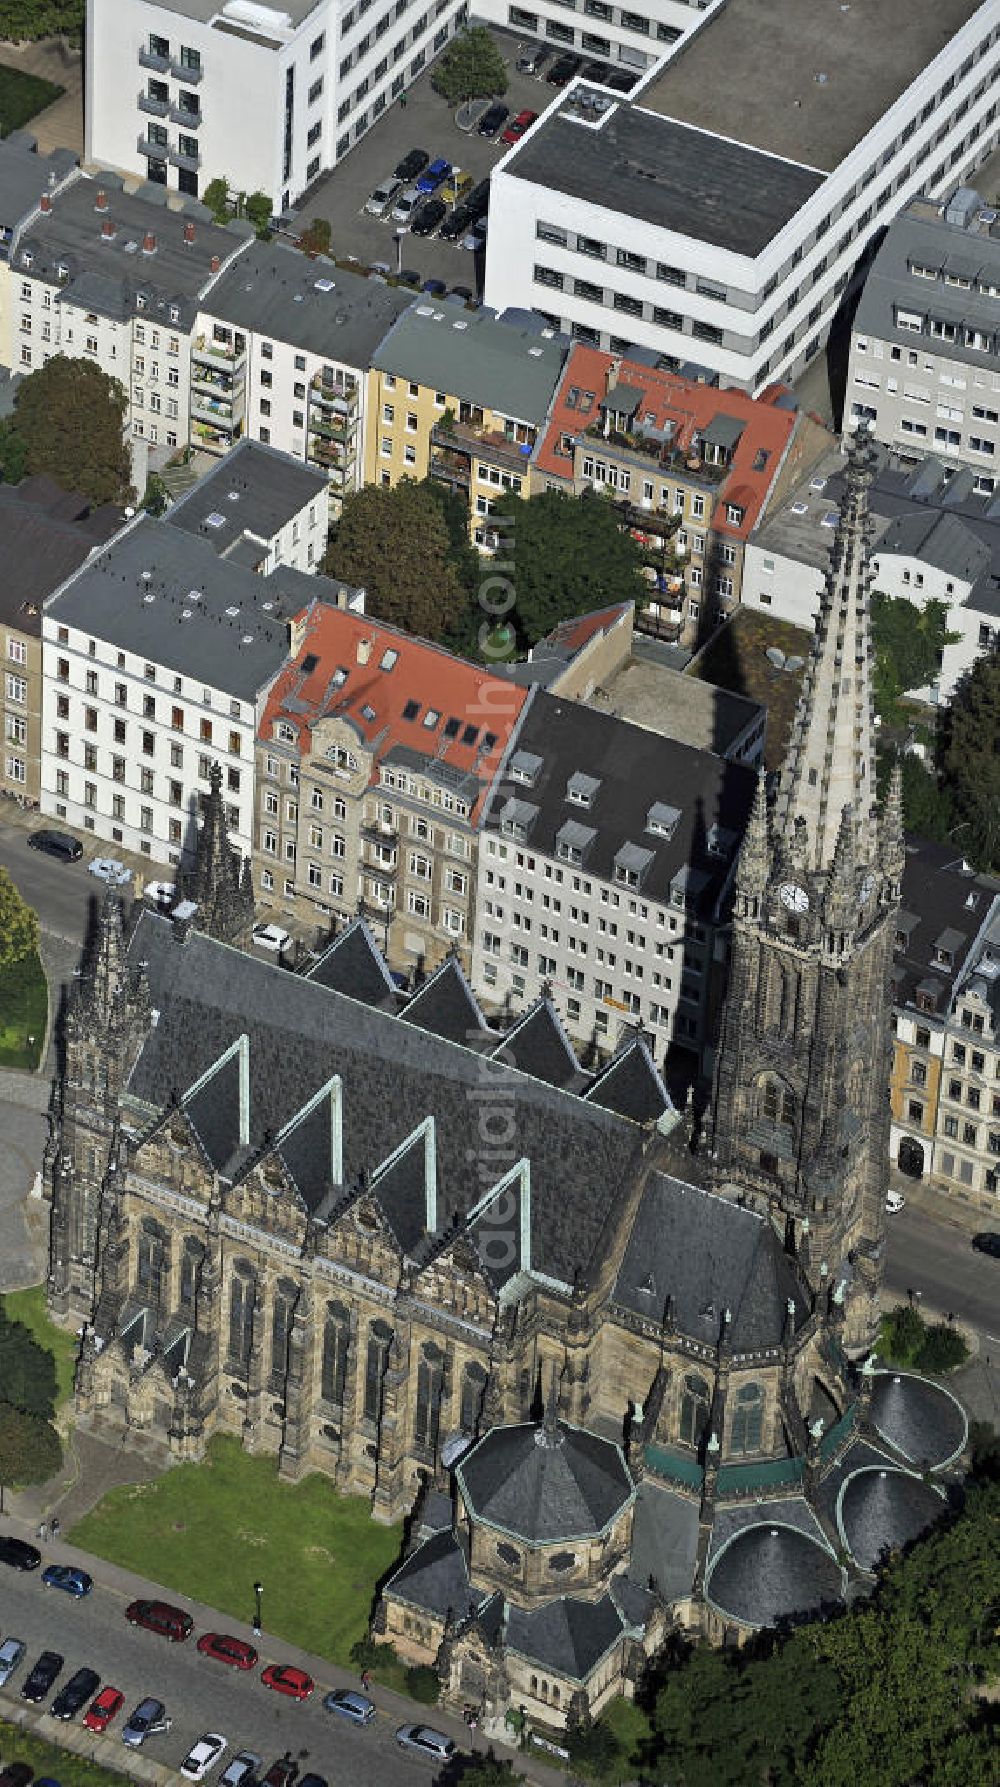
[[481, 0, 697, 70], [485, 4, 1000, 392], [86, 0, 466, 217]]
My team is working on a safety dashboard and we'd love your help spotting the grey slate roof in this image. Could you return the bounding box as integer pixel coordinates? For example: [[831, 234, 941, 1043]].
[[483, 690, 755, 920], [202, 239, 413, 367], [401, 956, 491, 1046], [0, 477, 125, 633], [124, 914, 644, 1286], [45, 513, 296, 701], [165, 440, 327, 551], [869, 1371, 968, 1470], [584, 1035, 674, 1126], [491, 997, 584, 1092], [504, 1594, 626, 1681], [304, 918, 400, 1009], [853, 193, 1000, 375], [889, 838, 999, 1018], [0, 133, 77, 246], [457, 1418, 634, 1545], [627, 1481, 700, 1604], [613, 1174, 808, 1350], [706, 1522, 843, 1629], [372, 304, 567, 427], [838, 1468, 946, 1572], [384, 1528, 472, 1619]]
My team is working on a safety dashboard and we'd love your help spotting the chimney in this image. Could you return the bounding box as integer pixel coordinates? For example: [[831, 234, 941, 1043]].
[[101, 219, 116, 241], [287, 608, 310, 659], [210, 254, 221, 274], [606, 356, 621, 396], [183, 219, 196, 245], [356, 636, 373, 666], [39, 193, 52, 213], [94, 189, 108, 212], [142, 230, 157, 256]]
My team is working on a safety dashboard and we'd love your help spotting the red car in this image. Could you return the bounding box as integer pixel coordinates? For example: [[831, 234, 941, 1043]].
[[125, 1598, 193, 1641], [83, 1685, 124, 1732], [261, 1663, 314, 1702], [197, 1633, 259, 1671], [501, 108, 538, 145]]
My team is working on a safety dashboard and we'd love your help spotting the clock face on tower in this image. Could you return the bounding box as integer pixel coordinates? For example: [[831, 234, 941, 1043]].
[[779, 882, 810, 914]]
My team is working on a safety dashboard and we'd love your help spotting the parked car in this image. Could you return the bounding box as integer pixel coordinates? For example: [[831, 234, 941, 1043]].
[[51, 1667, 101, 1722], [439, 205, 472, 242], [27, 829, 82, 863], [390, 184, 423, 225], [477, 102, 509, 138], [972, 1230, 1000, 1257], [260, 1763, 296, 1787], [394, 1724, 457, 1761], [516, 44, 551, 76], [42, 1564, 93, 1598], [251, 923, 290, 956], [87, 857, 131, 886], [181, 1734, 227, 1781], [411, 198, 446, 237], [218, 1753, 261, 1787], [83, 1685, 124, 1733], [261, 1663, 313, 1701], [422, 278, 447, 295], [460, 221, 487, 252], [547, 53, 582, 86], [501, 107, 538, 145], [124, 1599, 193, 1641], [21, 1652, 63, 1704], [450, 285, 476, 304], [0, 1537, 41, 1572], [583, 60, 612, 85], [606, 67, 637, 92], [440, 169, 473, 207], [121, 1697, 171, 1748], [323, 1688, 376, 1725], [197, 1633, 259, 1671], [0, 1765, 33, 1787], [397, 268, 421, 287], [143, 880, 177, 910], [416, 156, 451, 194], [393, 147, 428, 183], [885, 1190, 905, 1214], [0, 1638, 26, 1688], [364, 176, 402, 217]]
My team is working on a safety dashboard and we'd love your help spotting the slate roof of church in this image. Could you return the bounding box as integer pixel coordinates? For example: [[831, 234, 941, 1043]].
[[456, 1417, 634, 1544], [868, 1371, 967, 1471], [400, 955, 492, 1046], [837, 1468, 946, 1573], [705, 1522, 843, 1628], [504, 1594, 627, 1680]]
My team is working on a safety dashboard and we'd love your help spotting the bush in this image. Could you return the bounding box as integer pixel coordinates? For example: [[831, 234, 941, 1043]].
[[404, 1663, 440, 1704], [880, 1303, 926, 1367], [916, 1322, 969, 1374]]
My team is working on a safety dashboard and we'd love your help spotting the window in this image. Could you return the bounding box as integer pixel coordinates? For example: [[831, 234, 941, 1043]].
[[730, 1382, 763, 1455], [364, 1319, 393, 1423], [321, 1302, 350, 1407], [679, 1373, 710, 1448], [228, 1264, 255, 1367]]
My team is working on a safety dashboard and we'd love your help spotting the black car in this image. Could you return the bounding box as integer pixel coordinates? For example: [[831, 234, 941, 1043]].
[[547, 53, 582, 86], [478, 101, 509, 138], [27, 828, 82, 863], [465, 179, 490, 218], [0, 1535, 41, 1571], [411, 198, 446, 237], [21, 1651, 63, 1704], [607, 68, 638, 93], [439, 205, 472, 242], [393, 147, 428, 183], [0, 1765, 33, 1787], [398, 268, 421, 287], [583, 61, 611, 85], [52, 1666, 101, 1722], [972, 1230, 1000, 1258]]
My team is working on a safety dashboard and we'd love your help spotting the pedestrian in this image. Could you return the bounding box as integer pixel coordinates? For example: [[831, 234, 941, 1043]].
[[36, 1521, 48, 1542], [50, 1516, 60, 1538], [400, 90, 407, 109], [360, 1669, 371, 1694]]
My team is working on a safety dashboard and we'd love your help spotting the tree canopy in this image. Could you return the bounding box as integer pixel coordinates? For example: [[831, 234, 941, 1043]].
[[297, 218, 332, 257], [939, 644, 1000, 870], [432, 27, 509, 104], [0, 868, 38, 969], [0, 1402, 62, 1501], [0, 1304, 57, 1419], [0, 2, 83, 41], [0, 356, 131, 505], [203, 177, 230, 225], [871, 592, 955, 720], [485, 487, 646, 649], [459, 1755, 523, 1787], [323, 479, 472, 642]]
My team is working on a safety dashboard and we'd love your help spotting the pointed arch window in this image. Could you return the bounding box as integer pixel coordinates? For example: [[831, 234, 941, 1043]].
[[321, 1301, 350, 1409], [760, 1076, 796, 1127], [415, 1340, 445, 1453], [179, 1237, 204, 1312], [679, 1372, 710, 1448], [136, 1219, 167, 1306], [228, 1260, 255, 1367], [730, 1381, 764, 1455], [364, 1318, 393, 1424], [460, 1360, 488, 1434], [270, 1277, 299, 1383]]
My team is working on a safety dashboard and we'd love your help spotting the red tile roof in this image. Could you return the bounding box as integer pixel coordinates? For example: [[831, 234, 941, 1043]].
[[535, 344, 798, 541], [259, 605, 529, 822]]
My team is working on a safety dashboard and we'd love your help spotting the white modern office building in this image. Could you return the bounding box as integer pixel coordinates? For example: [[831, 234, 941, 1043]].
[[479, 0, 700, 72], [86, 0, 467, 217], [485, 0, 1000, 392]]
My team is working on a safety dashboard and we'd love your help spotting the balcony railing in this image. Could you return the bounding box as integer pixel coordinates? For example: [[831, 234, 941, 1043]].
[[309, 413, 353, 441], [170, 104, 203, 128], [430, 420, 533, 473], [360, 819, 399, 842], [581, 424, 731, 484], [136, 134, 168, 160], [138, 91, 171, 118], [309, 376, 358, 412], [191, 367, 235, 396], [170, 59, 203, 84], [430, 450, 470, 487], [138, 48, 171, 74], [191, 394, 234, 425], [192, 335, 244, 366], [169, 146, 202, 173]]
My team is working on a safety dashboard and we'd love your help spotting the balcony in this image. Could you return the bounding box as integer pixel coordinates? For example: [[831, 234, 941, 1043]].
[[170, 104, 203, 128], [192, 420, 233, 454], [137, 134, 169, 160], [361, 819, 398, 843], [430, 449, 470, 489], [170, 59, 203, 84], [169, 145, 202, 173], [581, 424, 731, 485], [308, 439, 356, 483], [192, 334, 244, 368], [430, 419, 534, 475], [138, 91, 171, 118], [309, 375, 358, 413], [191, 365, 235, 396], [191, 393, 235, 427], [138, 47, 171, 74], [309, 412, 354, 441]]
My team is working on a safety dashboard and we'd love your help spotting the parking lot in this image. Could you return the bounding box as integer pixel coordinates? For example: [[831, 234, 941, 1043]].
[[293, 28, 558, 296]]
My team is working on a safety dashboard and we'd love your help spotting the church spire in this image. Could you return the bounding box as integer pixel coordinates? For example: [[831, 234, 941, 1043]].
[[83, 888, 129, 1027], [181, 761, 255, 944], [880, 755, 906, 900], [734, 769, 770, 917], [775, 425, 879, 873]]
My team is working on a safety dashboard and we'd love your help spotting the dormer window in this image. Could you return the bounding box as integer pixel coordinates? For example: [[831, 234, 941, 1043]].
[[646, 801, 680, 839], [499, 796, 538, 842], [379, 648, 398, 671], [328, 745, 358, 772], [509, 750, 543, 787], [566, 771, 600, 808], [614, 842, 653, 889], [555, 819, 596, 866], [276, 722, 295, 743], [725, 503, 745, 527]]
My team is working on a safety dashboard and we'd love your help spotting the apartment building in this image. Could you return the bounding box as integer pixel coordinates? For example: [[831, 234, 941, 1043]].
[[532, 344, 826, 642], [255, 604, 528, 965], [0, 134, 78, 368], [889, 837, 1000, 1211], [163, 437, 331, 572], [845, 188, 1000, 471], [743, 442, 1000, 703], [486, 0, 1000, 391], [367, 303, 567, 543], [86, 0, 466, 216], [9, 171, 249, 450], [470, 688, 755, 1058], [481, 0, 700, 74], [0, 477, 125, 809], [193, 240, 412, 493]]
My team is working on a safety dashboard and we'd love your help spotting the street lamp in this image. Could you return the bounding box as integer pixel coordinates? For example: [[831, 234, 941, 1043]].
[[253, 1580, 263, 1636], [394, 228, 405, 277]]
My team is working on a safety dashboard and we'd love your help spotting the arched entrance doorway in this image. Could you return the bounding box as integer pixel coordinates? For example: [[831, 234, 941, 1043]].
[[898, 1137, 925, 1180]]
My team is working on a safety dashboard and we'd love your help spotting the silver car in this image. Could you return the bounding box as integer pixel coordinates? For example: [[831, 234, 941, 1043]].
[[0, 1637, 25, 1688], [219, 1751, 261, 1787], [122, 1696, 171, 1747], [395, 1724, 456, 1761], [365, 176, 401, 217], [391, 185, 423, 226]]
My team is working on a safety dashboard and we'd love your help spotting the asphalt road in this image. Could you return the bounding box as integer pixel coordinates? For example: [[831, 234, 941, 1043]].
[[0, 817, 95, 949], [883, 1202, 1000, 1342], [0, 1567, 451, 1787]]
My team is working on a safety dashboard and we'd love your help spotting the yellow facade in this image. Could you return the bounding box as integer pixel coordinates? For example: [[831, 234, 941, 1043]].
[[890, 1032, 941, 1141]]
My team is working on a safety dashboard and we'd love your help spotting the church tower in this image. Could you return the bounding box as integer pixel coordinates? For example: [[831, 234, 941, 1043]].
[[711, 428, 903, 1348], [180, 760, 255, 944]]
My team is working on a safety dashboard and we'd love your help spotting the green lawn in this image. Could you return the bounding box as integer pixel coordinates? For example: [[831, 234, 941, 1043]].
[[0, 1717, 129, 1787], [70, 1435, 403, 1667], [1, 1284, 79, 1407], [0, 63, 64, 139], [0, 945, 47, 1069]]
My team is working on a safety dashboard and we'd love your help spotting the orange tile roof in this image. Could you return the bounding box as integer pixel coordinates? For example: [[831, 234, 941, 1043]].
[[259, 605, 529, 822], [535, 344, 798, 541]]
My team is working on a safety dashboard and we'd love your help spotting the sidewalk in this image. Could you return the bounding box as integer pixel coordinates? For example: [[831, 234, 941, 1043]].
[[887, 1164, 991, 1235]]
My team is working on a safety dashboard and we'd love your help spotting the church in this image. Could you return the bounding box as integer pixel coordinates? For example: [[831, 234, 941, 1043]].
[[45, 430, 967, 1728]]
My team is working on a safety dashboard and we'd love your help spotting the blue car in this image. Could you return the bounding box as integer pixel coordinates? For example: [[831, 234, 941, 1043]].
[[41, 1563, 93, 1598], [417, 156, 451, 194]]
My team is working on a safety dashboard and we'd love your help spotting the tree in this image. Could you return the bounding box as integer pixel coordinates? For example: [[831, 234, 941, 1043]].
[[203, 177, 231, 225], [0, 3, 84, 42], [243, 191, 273, 238], [897, 753, 953, 843], [323, 480, 472, 641], [940, 646, 1000, 870], [460, 1754, 523, 1787], [0, 869, 39, 969], [566, 1711, 624, 1783], [484, 488, 646, 650], [432, 27, 509, 105], [0, 414, 28, 486], [871, 593, 955, 720], [880, 1301, 927, 1367], [0, 1403, 62, 1513], [297, 218, 332, 257], [5, 357, 131, 506], [0, 1307, 58, 1419], [915, 1321, 969, 1373]]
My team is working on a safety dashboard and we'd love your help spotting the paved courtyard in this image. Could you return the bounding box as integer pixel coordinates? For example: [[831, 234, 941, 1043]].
[[0, 33, 83, 156]]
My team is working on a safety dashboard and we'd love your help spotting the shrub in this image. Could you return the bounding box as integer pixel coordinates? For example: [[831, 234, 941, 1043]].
[[916, 1323, 969, 1374], [880, 1303, 926, 1367], [404, 1663, 440, 1704]]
